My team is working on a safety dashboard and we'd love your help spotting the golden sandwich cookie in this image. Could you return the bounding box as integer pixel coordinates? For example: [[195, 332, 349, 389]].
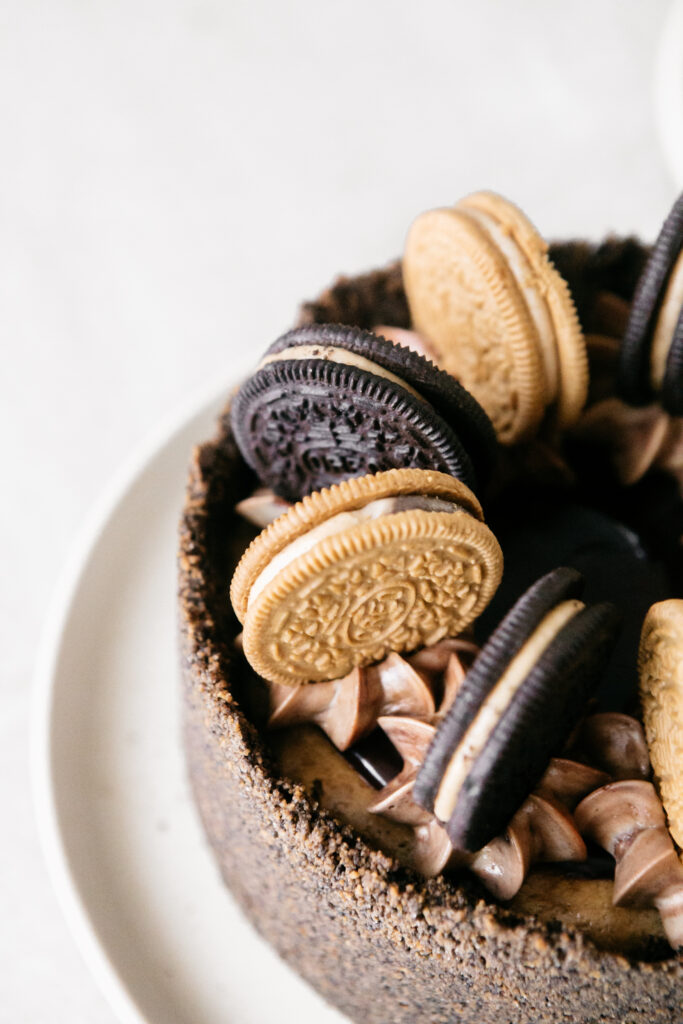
[[403, 190, 588, 443], [231, 468, 503, 687], [638, 599, 683, 851]]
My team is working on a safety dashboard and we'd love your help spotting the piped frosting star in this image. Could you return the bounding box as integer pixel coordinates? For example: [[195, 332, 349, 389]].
[[235, 488, 292, 528], [573, 397, 683, 489], [267, 638, 657, 902], [370, 726, 607, 889], [364, 652, 468, 874], [467, 775, 601, 900], [362, 648, 610, 887], [267, 639, 476, 752], [365, 669, 646, 894], [577, 779, 683, 952], [567, 711, 652, 780]]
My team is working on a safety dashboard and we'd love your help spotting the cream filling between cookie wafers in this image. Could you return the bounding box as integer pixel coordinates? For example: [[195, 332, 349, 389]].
[[246, 495, 467, 609], [433, 599, 585, 824], [463, 207, 559, 402], [258, 345, 426, 403], [650, 247, 683, 390]]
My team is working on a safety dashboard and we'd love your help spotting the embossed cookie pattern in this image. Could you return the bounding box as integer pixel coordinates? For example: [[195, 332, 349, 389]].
[[246, 536, 492, 686], [639, 600, 683, 851], [404, 210, 545, 443], [248, 385, 461, 496]]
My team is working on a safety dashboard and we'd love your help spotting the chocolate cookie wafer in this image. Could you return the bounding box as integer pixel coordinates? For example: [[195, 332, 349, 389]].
[[231, 324, 497, 502], [617, 192, 683, 414], [414, 568, 621, 852], [230, 468, 503, 687]]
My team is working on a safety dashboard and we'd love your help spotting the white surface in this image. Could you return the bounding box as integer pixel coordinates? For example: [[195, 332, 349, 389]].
[[1, 1, 678, 1020], [33, 382, 345, 1024], [655, 0, 683, 187]]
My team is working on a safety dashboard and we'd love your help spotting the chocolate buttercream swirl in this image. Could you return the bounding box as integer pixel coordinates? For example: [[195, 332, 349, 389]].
[[267, 638, 477, 751], [576, 779, 683, 952], [464, 772, 602, 900], [361, 650, 653, 894], [268, 639, 666, 916], [573, 398, 683, 490], [567, 279, 683, 494], [367, 682, 654, 897], [372, 744, 606, 893], [568, 711, 652, 780], [235, 488, 292, 528]]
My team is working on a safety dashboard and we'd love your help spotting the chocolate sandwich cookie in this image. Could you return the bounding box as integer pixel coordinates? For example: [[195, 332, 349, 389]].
[[230, 323, 497, 502], [617, 192, 683, 414], [230, 468, 503, 687], [403, 191, 588, 443], [476, 501, 671, 711], [413, 568, 621, 852]]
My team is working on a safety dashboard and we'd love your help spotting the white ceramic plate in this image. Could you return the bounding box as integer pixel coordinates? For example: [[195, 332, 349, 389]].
[[32, 382, 347, 1024], [655, 0, 683, 188]]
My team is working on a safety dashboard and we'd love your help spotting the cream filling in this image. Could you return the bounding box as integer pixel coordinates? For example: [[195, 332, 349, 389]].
[[433, 599, 585, 824], [246, 495, 465, 609], [650, 248, 683, 390], [465, 207, 559, 402], [259, 345, 426, 403]]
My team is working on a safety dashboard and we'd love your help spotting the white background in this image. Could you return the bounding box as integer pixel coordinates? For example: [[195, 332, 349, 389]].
[[1, 1, 678, 1020]]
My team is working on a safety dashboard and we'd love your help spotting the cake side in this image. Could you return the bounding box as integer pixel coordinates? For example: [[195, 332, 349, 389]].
[[178, 386, 683, 1024]]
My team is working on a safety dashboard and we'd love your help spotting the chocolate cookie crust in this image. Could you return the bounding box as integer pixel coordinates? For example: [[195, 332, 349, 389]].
[[180, 242, 682, 1024]]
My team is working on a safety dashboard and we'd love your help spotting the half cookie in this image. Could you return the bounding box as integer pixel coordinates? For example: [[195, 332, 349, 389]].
[[230, 468, 503, 687], [413, 568, 620, 852], [617, 192, 683, 414], [638, 599, 683, 850], [403, 191, 588, 443], [230, 323, 497, 502]]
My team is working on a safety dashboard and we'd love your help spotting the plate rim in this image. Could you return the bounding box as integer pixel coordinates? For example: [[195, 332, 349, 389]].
[[30, 374, 232, 1024]]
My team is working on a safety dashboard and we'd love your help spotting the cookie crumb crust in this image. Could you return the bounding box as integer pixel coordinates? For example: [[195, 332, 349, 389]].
[[179, 245, 682, 1024]]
